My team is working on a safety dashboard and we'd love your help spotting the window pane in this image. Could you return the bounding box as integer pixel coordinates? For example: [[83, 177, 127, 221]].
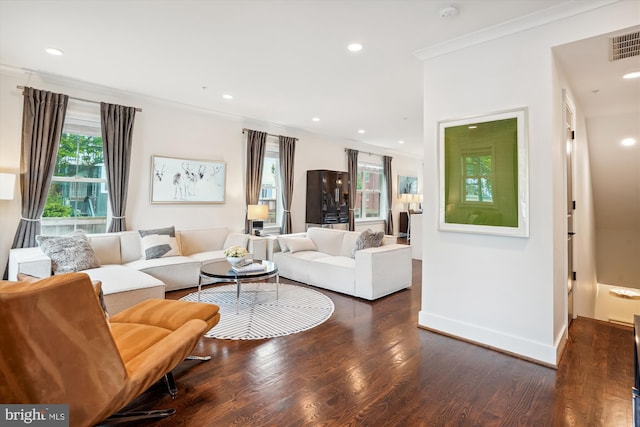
[[364, 192, 380, 218], [463, 153, 493, 203], [356, 162, 384, 219], [354, 192, 363, 218], [480, 156, 492, 175], [44, 103, 109, 235], [55, 133, 104, 177], [258, 149, 280, 226], [481, 178, 493, 202]]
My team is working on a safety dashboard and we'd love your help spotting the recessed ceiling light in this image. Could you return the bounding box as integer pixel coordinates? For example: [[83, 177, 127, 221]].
[[623, 71, 640, 79], [439, 5, 459, 18], [45, 48, 63, 56], [222, 94, 233, 100], [468, 125, 478, 129], [621, 138, 637, 146], [357, 129, 366, 134], [398, 140, 405, 144], [312, 117, 320, 122], [348, 43, 363, 52]]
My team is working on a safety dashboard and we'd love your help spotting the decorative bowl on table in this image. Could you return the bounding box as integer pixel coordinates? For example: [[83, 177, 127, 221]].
[[223, 245, 248, 266], [226, 256, 244, 266]]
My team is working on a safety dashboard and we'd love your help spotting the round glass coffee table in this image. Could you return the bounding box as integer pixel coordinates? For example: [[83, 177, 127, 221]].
[[198, 260, 279, 313]]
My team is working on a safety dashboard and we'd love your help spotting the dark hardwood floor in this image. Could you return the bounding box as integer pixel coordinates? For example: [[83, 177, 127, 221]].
[[120, 260, 634, 426]]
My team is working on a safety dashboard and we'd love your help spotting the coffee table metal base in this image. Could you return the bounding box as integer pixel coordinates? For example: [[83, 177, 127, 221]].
[[198, 261, 279, 314]]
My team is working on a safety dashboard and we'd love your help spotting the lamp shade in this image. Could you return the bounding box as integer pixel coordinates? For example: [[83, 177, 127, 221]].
[[409, 193, 422, 203], [247, 204, 269, 220], [0, 173, 16, 200]]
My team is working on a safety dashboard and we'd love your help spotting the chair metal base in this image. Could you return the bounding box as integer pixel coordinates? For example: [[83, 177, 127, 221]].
[[164, 372, 178, 399], [186, 355, 211, 361], [97, 408, 176, 425], [162, 355, 212, 398]]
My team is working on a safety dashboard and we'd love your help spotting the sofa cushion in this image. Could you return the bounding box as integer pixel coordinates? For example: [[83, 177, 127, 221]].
[[285, 236, 317, 254], [36, 231, 102, 274], [340, 232, 361, 258], [178, 227, 229, 255], [124, 256, 201, 292], [223, 233, 249, 250], [88, 234, 122, 265], [119, 231, 143, 263], [306, 228, 344, 256], [84, 265, 165, 295], [187, 250, 226, 264], [139, 226, 181, 260]]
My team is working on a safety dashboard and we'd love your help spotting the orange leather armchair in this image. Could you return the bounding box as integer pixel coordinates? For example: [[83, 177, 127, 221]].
[[0, 272, 220, 427]]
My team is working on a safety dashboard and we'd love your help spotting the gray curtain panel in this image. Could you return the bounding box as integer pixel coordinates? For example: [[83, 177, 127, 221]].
[[346, 149, 358, 231], [101, 102, 136, 232], [245, 129, 267, 233], [279, 135, 296, 234], [383, 155, 394, 235], [11, 88, 69, 249]]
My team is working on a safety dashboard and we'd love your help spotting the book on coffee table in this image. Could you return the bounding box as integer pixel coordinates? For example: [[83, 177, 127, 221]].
[[231, 262, 265, 273]]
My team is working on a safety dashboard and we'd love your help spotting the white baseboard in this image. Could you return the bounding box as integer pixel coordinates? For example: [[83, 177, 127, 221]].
[[418, 310, 560, 367]]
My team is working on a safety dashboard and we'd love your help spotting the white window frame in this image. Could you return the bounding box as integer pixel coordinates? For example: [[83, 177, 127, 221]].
[[41, 100, 111, 235], [355, 159, 385, 221]]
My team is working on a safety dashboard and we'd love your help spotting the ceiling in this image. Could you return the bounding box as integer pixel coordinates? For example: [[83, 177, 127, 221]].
[[1, 0, 611, 157]]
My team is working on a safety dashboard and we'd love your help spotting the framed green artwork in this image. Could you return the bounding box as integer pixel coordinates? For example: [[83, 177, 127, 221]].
[[438, 108, 529, 237]]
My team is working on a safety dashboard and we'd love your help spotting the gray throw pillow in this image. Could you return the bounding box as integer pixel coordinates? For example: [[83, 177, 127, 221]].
[[352, 228, 385, 257], [36, 231, 101, 274], [139, 226, 181, 260]]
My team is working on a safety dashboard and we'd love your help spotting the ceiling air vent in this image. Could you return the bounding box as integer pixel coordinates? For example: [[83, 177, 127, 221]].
[[610, 31, 640, 61]]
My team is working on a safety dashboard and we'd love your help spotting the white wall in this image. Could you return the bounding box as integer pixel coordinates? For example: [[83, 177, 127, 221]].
[[417, 1, 638, 366], [587, 113, 640, 289], [0, 67, 422, 272]]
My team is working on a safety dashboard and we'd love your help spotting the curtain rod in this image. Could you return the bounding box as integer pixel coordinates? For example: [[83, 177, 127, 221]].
[[344, 148, 384, 158], [242, 128, 298, 141], [16, 85, 142, 112]]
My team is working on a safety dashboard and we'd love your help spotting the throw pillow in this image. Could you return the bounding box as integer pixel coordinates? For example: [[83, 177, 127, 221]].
[[285, 236, 317, 254], [276, 236, 290, 252], [352, 229, 384, 257], [36, 231, 101, 274], [139, 226, 181, 260]]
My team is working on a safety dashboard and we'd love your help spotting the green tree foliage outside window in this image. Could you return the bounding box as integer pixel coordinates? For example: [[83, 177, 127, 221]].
[[43, 133, 106, 219], [55, 133, 104, 178]]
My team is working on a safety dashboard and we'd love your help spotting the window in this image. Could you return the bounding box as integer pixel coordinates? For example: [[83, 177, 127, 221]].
[[258, 141, 281, 227], [462, 151, 493, 203], [354, 161, 384, 219], [42, 101, 109, 235]]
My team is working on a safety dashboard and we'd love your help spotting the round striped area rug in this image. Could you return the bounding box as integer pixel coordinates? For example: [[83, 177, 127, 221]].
[[180, 282, 335, 340]]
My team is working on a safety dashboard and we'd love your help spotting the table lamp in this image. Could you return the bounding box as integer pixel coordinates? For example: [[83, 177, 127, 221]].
[[248, 204, 269, 235]]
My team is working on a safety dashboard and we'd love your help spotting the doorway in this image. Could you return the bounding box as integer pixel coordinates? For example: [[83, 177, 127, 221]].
[[564, 91, 576, 326]]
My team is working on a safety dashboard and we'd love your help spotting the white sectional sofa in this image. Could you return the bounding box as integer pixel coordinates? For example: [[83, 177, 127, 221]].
[[8, 227, 267, 314], [270, 227, 412, 300]]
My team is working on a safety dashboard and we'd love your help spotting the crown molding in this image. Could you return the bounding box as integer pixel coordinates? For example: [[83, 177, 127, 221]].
[[413, 0, 621, 61]]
